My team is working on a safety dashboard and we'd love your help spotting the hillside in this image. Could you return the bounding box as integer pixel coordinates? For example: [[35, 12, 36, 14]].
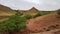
[[0, 4, 12, 12], [27, 13, 60, 33], [0, 4, 15, 22], [0, 4, 15, 16]]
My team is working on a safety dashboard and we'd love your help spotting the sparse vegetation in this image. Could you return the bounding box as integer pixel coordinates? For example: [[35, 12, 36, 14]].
[[57, 9, 60, 15], [24, 14, 32, 19], [36, 12, 41, 16], [57, 11, 60, 15], [33, 12, 41, 18]]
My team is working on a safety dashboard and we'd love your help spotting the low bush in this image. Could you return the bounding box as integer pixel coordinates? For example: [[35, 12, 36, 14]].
[[24, 14, 32, 19], [33, 12, 41, 18], [57, 11, 60, 15], [0, 12, 27, 34]]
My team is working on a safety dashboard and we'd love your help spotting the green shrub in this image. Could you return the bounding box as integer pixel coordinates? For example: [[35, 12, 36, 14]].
[[24, 14, 32, 19], [57, 9, 60, 15], [33, 12, 41, 18], [36, 12, 41, 16], [57, 11, 60, 15], [0, 12, 27, 34]]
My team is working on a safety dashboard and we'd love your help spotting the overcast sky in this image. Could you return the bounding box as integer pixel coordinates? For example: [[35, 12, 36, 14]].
[[0, 0, 60, 11]]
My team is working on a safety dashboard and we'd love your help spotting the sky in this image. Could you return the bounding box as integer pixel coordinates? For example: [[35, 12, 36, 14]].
[[0, 0, 60, 11]]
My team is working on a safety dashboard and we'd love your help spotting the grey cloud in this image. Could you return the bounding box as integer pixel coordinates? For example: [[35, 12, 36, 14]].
[[0, 0, 60, 11]]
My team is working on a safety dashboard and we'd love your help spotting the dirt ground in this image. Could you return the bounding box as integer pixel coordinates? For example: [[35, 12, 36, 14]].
[[30, 29, 60, 34], [27, 14, 60, 32]]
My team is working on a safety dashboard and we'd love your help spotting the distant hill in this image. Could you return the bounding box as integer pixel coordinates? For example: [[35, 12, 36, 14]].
[[18, 7, 39, 15], [0, 4, 12, 12], [18, 7, 56, 15], [0, 4, 15, 16], [0, 4, 15, 22]]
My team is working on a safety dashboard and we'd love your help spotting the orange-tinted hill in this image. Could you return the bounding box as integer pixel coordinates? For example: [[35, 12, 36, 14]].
[[27, 13, 60, 33]]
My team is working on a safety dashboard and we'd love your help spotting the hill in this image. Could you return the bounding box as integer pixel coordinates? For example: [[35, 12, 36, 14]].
[[18, 7, 56, 16], [0, 4, 15, 22], [18, 7, 39, 15], [0, 4, 15, 16]]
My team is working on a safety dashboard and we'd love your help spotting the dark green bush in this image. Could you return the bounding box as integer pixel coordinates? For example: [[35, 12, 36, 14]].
[[33, 12, 41, 18], [36, 12, 41, 16], [57, 11, 60, 15], [57, 9, 60, 15], [0, 12, 27, 34], [24, 14, 32, 19]]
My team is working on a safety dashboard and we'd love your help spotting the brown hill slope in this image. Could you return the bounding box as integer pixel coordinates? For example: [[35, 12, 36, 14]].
[[0, 4, 15, 22], [0, 4, 12, 12], [19, 7, 39, 15], [19, 7, 56, 16], [27, 13, 60, 33], [0, 4, 15, 16]]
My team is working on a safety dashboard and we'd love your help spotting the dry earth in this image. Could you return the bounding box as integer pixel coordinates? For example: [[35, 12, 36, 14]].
[[30, 29, 60, 34], [27, 13, 60, 33]]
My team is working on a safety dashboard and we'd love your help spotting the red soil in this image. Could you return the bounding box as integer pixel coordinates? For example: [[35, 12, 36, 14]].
[[26, 14, 60, 33]]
